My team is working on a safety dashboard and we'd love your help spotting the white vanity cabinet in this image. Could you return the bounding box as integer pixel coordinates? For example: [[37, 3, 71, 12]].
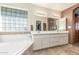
[[32, 31, 68, 50], [33, 36, 42, 50], [41, 35, 50, 49]]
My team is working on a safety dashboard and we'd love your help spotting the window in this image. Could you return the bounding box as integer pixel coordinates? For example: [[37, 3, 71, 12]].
[[1, 7, 28, 32]]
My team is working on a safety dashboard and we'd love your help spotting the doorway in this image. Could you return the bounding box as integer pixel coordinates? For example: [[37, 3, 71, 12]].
[[73, 7, 79, 43]]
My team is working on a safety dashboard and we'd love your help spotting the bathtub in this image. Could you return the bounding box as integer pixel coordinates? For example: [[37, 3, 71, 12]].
[[0, 33, 33, 55]]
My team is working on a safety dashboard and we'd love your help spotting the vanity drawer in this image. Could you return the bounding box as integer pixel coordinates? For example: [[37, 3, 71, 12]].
[[33, 34, 51, 39]]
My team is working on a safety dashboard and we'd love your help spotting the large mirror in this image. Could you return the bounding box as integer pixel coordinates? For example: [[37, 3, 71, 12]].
[[30, 17, 66, 31], [36, 21, 41, 31], [47, 18, 57, 31]]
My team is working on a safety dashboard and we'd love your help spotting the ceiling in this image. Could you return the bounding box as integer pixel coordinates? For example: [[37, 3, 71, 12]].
[[33, 3, 77, 11]]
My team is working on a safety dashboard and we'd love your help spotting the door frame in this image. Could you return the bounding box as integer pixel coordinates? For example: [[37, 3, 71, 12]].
[[72, 7, 79, 43]]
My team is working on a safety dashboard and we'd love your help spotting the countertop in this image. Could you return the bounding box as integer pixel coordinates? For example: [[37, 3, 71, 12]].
[[31, 31, 69, 35]]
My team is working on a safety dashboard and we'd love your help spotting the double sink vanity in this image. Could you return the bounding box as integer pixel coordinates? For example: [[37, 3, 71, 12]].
[[31, 17, 68, 50], [32, 31, 68, 50]]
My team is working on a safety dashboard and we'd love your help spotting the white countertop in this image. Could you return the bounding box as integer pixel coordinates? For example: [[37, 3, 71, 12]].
[[31, 31, 69, 35]]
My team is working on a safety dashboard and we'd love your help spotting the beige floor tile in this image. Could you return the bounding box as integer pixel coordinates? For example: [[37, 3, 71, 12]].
[[33, 44, 79, 55]]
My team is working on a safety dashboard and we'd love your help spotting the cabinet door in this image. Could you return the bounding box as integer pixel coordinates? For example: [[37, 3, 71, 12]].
[[33, 38, 42, 50], [41, 37, 49, 49], [49, 34, 68, 47], [49, 37, 58, 47], [57, 36, 68, 45]]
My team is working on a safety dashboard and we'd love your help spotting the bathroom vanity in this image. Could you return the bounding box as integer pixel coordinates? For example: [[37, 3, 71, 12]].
[[32, 31, 68, 50]]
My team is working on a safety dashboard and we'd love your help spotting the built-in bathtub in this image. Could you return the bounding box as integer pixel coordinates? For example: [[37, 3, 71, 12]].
[[0, 33, 33, 55]]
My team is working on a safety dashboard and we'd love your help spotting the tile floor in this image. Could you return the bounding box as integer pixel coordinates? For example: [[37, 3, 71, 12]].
[[33, 43, 79, 55]]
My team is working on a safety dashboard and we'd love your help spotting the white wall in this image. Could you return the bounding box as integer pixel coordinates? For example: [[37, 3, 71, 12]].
[[0, 3, 61, 31], [58, 17, 66, 31], [0, 3, 62, 42]]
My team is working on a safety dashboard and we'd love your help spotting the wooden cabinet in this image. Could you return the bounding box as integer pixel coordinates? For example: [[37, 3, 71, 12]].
[[74, 15, 79, 42]]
